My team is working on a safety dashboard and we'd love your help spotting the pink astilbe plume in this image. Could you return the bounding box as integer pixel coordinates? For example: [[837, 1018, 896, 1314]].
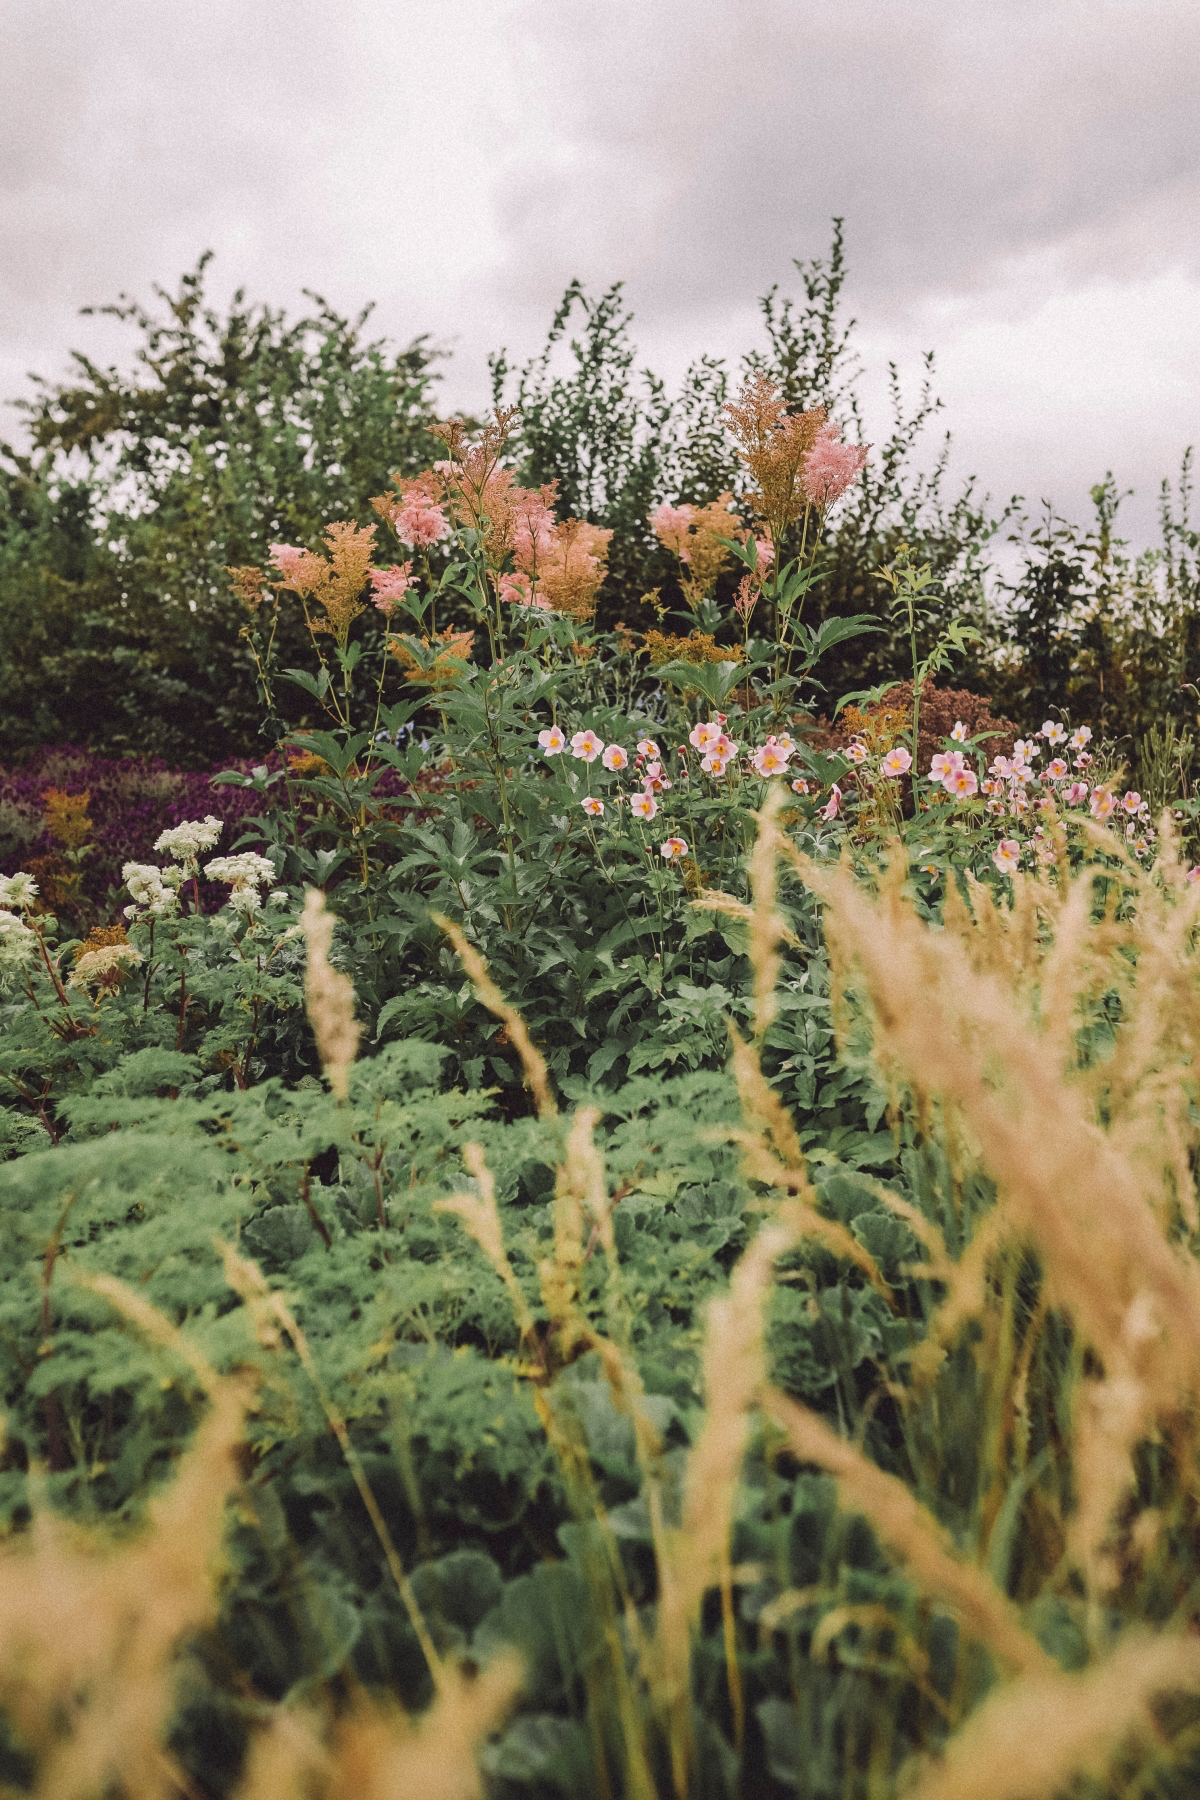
[[650, 495, 743, 607], [538, 520, 613, 622], [269, 544, 310, 585], [499, 571, 553, 612], [392, 478, 450, 548], [369, 563, 413, 615], [802, 425, 869, 509], [750, 536, 773, 578], [733, 576, 758, 624], [650, 502, 697, 560], [511, 486, 558, 577]]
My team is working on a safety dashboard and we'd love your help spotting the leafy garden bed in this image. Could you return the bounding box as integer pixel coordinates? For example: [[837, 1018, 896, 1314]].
[[1, 390, 1199, 1800]]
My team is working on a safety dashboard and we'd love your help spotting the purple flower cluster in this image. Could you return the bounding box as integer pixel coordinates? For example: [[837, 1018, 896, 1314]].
[[0, 745, 279, 914]]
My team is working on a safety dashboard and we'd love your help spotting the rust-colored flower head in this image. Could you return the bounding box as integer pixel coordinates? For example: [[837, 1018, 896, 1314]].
[[723, 371, 827, 545], [390, 625, 475, 688], [42, 787, 93, 852], [429, 409, 521, 567], [227, 565, 268, 612], [536, 519, 612, 624], [270, 523, 378, 649], [650, 494, 745, 609]]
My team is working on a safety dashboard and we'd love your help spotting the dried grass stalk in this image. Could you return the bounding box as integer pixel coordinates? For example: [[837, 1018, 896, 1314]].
[[432, 912, 556, 1116], [0, 1279, 252, 1800], [764, 1389, 1050, 1678], [902, 1630, 1200, 1800], [434, 1142, 537, 1342], [239, 1656, 523, 1800], [653, 1222, 797, 1794], [300, 889, 360, 1101], [793, 848, 1200, 1587]]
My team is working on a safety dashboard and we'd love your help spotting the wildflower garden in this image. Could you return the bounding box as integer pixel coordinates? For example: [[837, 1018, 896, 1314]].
[[2, 241, 1200, 1799]]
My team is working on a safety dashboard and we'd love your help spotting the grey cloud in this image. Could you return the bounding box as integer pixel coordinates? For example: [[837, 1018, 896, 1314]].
[[0, 0, 360, 403], [0, 0, 1194, 547], [492, 0, 1200, 320]]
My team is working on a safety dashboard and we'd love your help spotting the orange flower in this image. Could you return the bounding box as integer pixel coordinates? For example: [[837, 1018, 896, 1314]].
[[271, 523, 378, 648], [42, 787, 93, 851], [390, 626, 474, 687], [651, 495, 744, 608], [537, 520, 613, 623], [723, 371, 827, 545]]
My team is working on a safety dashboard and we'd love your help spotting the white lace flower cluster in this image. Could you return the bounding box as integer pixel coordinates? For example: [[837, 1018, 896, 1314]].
[[122, 862, 186, 919], [203, 852, 281, 915], [0, 873, 39, 911], [67, 943, 144, 990], [0, 906, 38, 986], [153, 814, 223, 872], [0, 873, 41, 988]]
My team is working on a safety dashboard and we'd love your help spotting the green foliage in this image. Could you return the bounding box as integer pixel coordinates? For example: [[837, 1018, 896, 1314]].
[[7, 230, 1198, 782], [987, 462, 1200, 745], [5, 248, 1200, 1798], [0, 256, 439, 764]]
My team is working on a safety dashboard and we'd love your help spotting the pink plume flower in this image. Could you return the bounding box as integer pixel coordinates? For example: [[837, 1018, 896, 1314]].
[[270, 544, 307, 583], [512, 493, 557, 572], [733, 576, 758, 623], [802, 427, 869, 509], [651, 502, 695, 538], [369, 563, 413, 614], [390, 484, 449, 548], [500, 571, 552, 611]]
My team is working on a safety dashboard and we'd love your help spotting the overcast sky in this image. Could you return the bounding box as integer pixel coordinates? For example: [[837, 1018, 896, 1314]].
[[2, 0, 1197, 545]]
